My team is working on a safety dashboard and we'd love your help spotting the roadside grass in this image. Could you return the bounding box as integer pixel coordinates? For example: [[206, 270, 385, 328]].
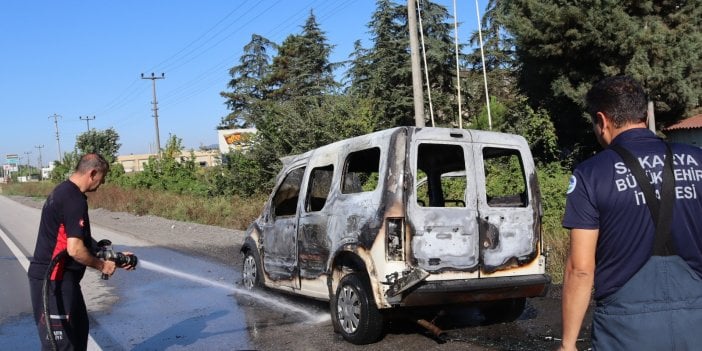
[[0, 181, 55, 199], [543, 228, 568, 284], [0, 182, 265, 232], [1, 181, 567, 283]]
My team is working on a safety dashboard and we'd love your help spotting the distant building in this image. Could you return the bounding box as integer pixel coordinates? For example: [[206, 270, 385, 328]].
[[662, 114, 702, 147], [116, 128, 256, 173], [41, 162, 55, 180], [117, 150, 220, 173], [217, 128, 257, 154]]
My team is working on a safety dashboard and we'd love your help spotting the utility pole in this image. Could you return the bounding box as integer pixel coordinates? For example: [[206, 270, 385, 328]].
[[79, 115, 96, 132], [35, 145, 44, 170], [141, 72, 165, 155], [48, 113, 62, 161], [23, 151, 31, 176], [408, 0, 425, 127]]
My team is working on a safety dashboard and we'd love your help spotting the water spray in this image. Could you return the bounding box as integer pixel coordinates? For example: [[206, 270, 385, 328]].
[[139, 260, 329, 323]]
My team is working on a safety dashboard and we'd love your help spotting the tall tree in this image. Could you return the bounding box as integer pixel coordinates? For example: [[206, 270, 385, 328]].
[[348, 0, 460, 128], [415, 0, 461, 127], [266, 10, 338, 100], [503, 0, 702, 154], [463, 0, 519, 120], [220, 34, 276, 128], [350, 0, 413, 127], [344, 39, 373, 95]]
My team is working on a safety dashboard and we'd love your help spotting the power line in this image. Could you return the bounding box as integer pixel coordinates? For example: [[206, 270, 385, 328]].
[[160, 0, 357, 107], [96, 1, 362, 133]]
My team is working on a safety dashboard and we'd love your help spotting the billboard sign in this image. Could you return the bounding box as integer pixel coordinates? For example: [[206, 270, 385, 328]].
[[6, 154, 19, 164], [5, 154, 19, 172], [217, 128, 257, 154]]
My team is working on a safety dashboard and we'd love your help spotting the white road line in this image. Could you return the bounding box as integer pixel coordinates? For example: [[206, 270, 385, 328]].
[[0, 226, 30, 271], [0, 226, 103, 351]]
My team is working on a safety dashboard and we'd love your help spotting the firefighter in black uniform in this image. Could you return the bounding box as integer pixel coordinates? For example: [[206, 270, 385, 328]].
[[27, 153, 134, 350]]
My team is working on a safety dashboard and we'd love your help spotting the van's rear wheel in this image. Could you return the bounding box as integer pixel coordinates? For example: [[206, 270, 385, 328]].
[[331, 273, 383, 345], [242, 249, 262, 289]]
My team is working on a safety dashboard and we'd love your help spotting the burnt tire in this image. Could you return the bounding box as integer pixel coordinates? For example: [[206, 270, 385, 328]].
[[241, 248, 263, 289], [482, 297, 526, 324], [330, 273, 384, 345]]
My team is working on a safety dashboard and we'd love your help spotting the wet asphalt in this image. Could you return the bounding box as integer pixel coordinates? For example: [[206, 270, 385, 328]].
[[0, 195, 593, 350], [0, 195, 323, 350]]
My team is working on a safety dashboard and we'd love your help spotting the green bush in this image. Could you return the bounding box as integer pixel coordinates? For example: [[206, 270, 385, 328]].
[[537, 162, 571, 283]]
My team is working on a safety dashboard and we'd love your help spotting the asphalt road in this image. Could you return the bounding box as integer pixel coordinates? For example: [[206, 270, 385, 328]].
[[0, 195, 259, 350], [0, 195, 594, 350]]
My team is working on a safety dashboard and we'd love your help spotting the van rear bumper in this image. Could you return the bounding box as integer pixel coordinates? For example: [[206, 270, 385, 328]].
[[394, 274, 551, 307]]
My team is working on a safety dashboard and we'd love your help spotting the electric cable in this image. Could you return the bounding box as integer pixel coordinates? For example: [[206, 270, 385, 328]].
[[417, 0, 436, 127]]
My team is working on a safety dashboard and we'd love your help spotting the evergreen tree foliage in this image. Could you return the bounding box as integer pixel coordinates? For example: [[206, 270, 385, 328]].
[[348, 0, 459, 128], [415, 0, 462, 127], [462, 0, 520, 123], [467, 0, 516, 73], [502, 0, 702, 155], [266, 11, 339, 100], [220, 34, 276, 128], [344, 39, 373, 95], [349, 0, 414, 127]]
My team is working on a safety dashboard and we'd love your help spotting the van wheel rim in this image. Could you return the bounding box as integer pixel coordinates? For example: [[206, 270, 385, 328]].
[[242, 255, 256, 289], [337, 285, 361, 334]]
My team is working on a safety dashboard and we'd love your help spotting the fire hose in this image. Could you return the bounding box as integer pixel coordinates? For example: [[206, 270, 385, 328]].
[[42, 240, 137, 351]]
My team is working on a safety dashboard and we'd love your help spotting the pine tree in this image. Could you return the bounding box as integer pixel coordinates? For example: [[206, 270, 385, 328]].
[[345, 40, 373, 96], [266, 10, 338, 100], [416, 0, 461, 127], [349, 0, 412, 127], [503, 0, 702, 154], [348, 0, 459, 128], [220, 34, 276, 128], [464, 0, 519, 113]]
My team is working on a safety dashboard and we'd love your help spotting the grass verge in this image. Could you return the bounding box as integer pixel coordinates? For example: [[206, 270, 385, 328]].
[[1, 181, 567, 283]]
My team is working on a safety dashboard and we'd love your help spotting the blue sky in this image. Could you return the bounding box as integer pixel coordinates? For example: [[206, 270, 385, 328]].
[[1, 0, 486, 167]]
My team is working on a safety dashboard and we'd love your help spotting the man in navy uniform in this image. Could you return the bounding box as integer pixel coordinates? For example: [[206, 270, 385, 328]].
[[559, 76, 702, 350]]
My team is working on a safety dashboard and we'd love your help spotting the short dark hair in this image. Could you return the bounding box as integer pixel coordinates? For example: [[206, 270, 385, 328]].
[[585, 75, 648, 128], [75, 153, 110, 174]]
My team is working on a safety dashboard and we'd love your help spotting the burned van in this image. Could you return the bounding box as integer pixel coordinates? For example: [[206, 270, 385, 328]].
[[240, 127, 550, 344]]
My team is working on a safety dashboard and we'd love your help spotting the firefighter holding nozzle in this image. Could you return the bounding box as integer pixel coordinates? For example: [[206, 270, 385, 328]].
[[27, 153, 136, 350]]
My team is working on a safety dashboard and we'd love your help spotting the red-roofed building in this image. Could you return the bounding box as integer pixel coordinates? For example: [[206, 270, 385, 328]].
[[662, 114, 702, 147]]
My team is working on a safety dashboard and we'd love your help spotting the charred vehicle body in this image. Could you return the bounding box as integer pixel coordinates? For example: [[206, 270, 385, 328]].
[[240, 127, 550, 344]]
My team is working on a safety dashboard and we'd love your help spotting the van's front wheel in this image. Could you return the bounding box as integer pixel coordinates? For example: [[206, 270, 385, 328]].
[[242, 249, 262, 289], [331, 273, 383, 345]]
